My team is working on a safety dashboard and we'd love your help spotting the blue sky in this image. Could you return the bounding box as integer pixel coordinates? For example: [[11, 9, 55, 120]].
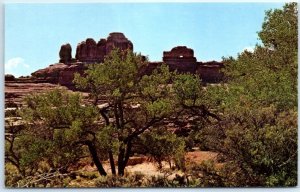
[[5, 3, 285, 77]]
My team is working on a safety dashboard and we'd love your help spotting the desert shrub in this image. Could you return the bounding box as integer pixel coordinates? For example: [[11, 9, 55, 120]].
[[140, 127, 186, 170], [200, 3, 298, 187], [5, 163, 23, 187], [95, 172, 146, 187]]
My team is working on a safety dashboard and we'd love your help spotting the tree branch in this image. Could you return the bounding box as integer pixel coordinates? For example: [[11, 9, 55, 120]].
[[124, 117, 162, 143]]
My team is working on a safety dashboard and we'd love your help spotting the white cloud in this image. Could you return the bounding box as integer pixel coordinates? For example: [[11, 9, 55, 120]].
[[243, 46, 255, 53], [5, 57, 30, 75]]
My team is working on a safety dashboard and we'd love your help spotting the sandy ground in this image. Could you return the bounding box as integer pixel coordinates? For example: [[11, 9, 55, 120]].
[[80, 150, 219, 177]]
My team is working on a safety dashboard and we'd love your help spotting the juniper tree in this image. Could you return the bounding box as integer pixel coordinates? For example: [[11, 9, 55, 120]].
[[73, 49, 218, 176], [202, 3, 298, 186]]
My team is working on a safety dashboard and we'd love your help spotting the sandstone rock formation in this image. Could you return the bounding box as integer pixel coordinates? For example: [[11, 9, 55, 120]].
[[31, 63, 69, 84], [163, 46, 197, 73], [5, 74, 15, 81], [162, 46, 224, 82], [7, 32, 226, 112], [75, 38, 101, 63], [139, 62, 163, 76], [29, 33, 224, 90], [105, 32, 133, 55], [197, 61, 224, 83], [5, 81, 63, 107], [59, 43, 72, 64], [75, 32, 133, 63], [58, 64, 86, 88], [32, 32, 135, 87]]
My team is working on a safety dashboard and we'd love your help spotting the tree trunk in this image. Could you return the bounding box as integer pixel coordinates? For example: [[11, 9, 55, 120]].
[[86, 141, 107, 176], [118, 163, 125, 176], [117, 141, 132, 176], [117, 145, 125, 176], [108, 150, 116, 175], [123, 141, 132, 167]]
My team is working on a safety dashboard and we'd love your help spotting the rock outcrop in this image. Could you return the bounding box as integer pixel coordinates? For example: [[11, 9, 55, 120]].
[[163, 46, 197, 73], [31, 63, 69, 84], [105, 32, 133, 55], [58, 64, 86, 88], [139, 62, 163, 76], [29, 32, 224, 89], [59, 43, 72, 64], [31, 32, 136, 88], [197, 61, 224, 83], [75, 32, 133, 63], [75, 38, 102, 63], [5, 81, 63, 107], [5, 74, 16, 81]]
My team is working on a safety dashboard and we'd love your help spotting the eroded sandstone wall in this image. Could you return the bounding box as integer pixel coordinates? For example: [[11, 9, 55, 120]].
[[34, 33, 224, 89], [59, 32, 134, 64]]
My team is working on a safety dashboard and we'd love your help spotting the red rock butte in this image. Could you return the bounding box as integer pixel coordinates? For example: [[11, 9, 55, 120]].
[[30, 32, 224, 88], [74, 32, 133, 63]]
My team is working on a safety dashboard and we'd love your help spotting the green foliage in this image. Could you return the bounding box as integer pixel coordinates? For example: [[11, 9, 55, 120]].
[[223, 46, 297, 110], [13, 88, 100, 175], [73, 49, 203, 175], [140, 128, 186, 170], [95, 125, 121, 158], [139, 64, 177, 118], [173, 74, 203, 106], [222, 3, 297, 111], [204, 3, 298, 186], [146, 99, 173, 118], [74, 49, 147, 102], [138, 64, 173, 100], [185, 160, 226, 187], [258, 2, 297, 67], [5, 163, 22, 187], [221, 106, 297, 186]]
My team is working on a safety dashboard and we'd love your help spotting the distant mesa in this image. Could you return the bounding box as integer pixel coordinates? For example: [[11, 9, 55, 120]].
[[31, 32, 223, 89]]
